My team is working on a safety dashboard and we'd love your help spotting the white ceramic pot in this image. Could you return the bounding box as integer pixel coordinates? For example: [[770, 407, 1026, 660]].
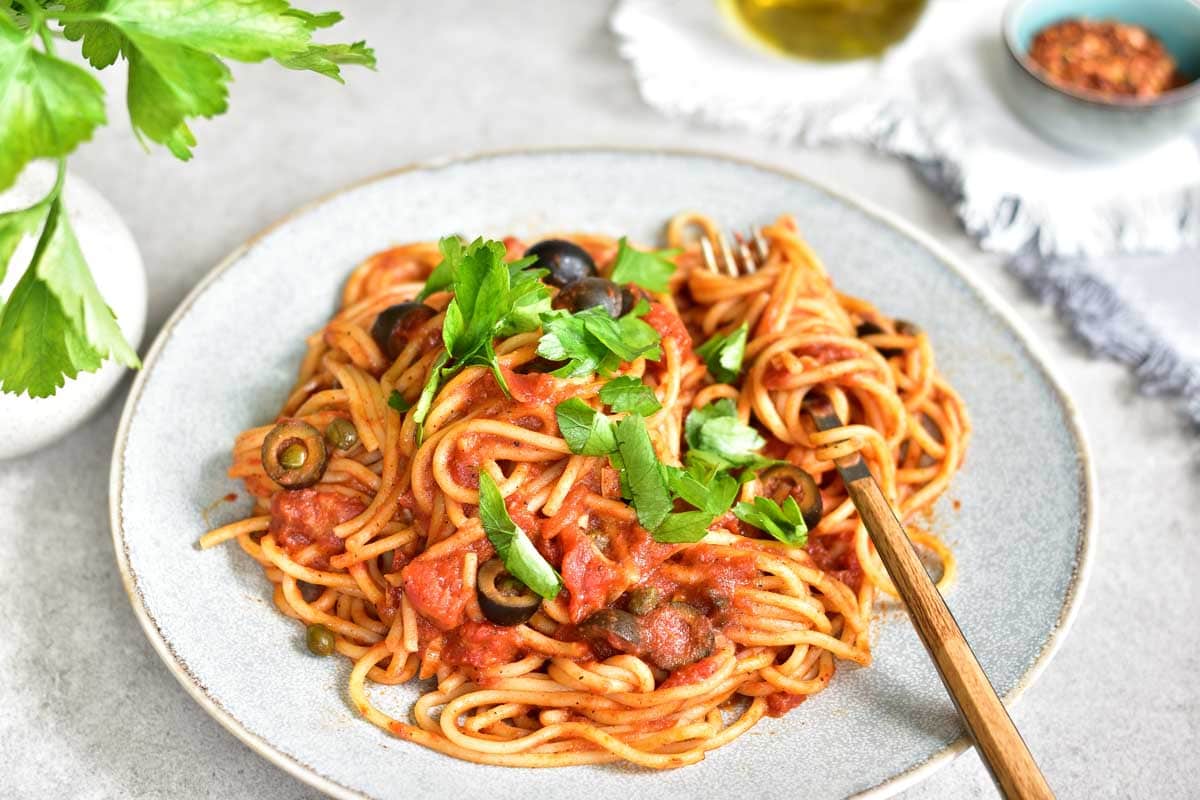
[[0, 161, 147, 460]]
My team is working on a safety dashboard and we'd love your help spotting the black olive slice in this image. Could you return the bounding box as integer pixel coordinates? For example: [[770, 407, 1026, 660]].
[[578, 608, 642, 653], [477, 558, 540, 627], [370, 302, 437, 360], [552, 277, 624, 318], [261, 420, 328, 489], [525, 239, 597, 288], [856, 319, 905, 359], [763, 464, 823, 530]]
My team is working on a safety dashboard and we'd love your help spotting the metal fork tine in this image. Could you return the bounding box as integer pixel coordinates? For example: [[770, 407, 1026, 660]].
[[717, 230, 739, 277], [737, 237, 756, 275], [700, 236, 718, 274], [754, 228, 769, 261]]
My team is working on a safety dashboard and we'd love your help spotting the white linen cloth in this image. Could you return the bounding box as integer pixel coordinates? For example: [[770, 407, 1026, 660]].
[[612, 0, 1200, 423]]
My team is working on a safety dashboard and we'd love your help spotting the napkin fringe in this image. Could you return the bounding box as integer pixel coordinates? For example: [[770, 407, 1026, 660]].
[[1009, 246, 1200, 427]]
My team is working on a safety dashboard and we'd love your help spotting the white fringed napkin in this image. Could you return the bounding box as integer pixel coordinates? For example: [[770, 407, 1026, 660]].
[[613, 0, 1200, 424]]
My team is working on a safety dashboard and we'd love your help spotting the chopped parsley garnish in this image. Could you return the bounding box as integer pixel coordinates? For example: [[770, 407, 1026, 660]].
[[387, 390, 411, 412], [554, 397, 616, 456], [599, 376, 662, 415], [695, 322, 748, 384], [734, 496, 809, 546], [684, 399, 767, 467], [536, 298, 661, 378], [551, 392, 771, 544], [477, 471, 562, 600], [608, 237, 679, 293], [411, 237, 549, 433], [612, 413, 674, 530]]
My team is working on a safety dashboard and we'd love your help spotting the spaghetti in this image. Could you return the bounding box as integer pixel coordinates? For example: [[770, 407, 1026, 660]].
[[200, 213, 970, 769]]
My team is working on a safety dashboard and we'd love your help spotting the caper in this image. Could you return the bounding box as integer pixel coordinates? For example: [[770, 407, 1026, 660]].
[[306, 623, 336, 656], [279, 442, 308, 470], [626, 586, 661, 616], [324, 417, 359, 451]]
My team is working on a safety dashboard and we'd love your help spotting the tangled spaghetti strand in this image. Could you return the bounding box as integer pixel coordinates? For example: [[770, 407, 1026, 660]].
[[201, 213, 969, 768]]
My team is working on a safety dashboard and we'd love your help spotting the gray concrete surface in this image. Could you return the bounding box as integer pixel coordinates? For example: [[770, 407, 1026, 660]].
[[1, 2, 1197, 798]]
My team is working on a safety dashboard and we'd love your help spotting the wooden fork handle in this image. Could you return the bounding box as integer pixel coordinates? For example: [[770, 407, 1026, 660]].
[[846, 474, 1054, 799]]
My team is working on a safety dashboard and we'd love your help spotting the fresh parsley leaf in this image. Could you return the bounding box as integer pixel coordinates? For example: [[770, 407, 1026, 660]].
[[608, 237, 678, 293], [734, 496, 809, 546], [387, 389, 411, 412], [415, 237, 460, 301], [0, 15, 107, 191], [0, 200, 48, 288], [652, 469, 739, 543], [58, 0, 376, 159], [274, 40, 374, 83], [613, 413, 672, 530], [599, 376, 661, 416], [684, 398, 766, 467], [554, 398, 617, 456], [412, 351, 451, 434], [411, 237, 550, 434], [477, 471, 563, 600], [653, 510, 718, 544], [695, 322, 748, 384], [693, 416, 766, 465], [536, 300, 661, 379], [0, 195, 140, 397]]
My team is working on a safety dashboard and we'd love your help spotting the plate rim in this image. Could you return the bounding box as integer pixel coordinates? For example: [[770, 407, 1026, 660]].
[[109, 146, 1096, 800]]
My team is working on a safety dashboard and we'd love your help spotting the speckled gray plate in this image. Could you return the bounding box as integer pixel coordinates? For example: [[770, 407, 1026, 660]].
[[110, 149, 1094, 800]]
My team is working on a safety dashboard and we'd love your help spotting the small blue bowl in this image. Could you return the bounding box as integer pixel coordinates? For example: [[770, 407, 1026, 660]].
[[1001, 0, 1200, 157]]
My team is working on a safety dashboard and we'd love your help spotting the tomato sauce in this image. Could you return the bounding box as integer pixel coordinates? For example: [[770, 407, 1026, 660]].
[[643, 303, 694, 361], [559, 524, 626, 623], [268, 489, 365, 568], [659, 651, 722, 690], [765, 691, 808, 717], [441, 621, 525, 671], [401, 537, 494, 631], [806, 534, 863, 592]]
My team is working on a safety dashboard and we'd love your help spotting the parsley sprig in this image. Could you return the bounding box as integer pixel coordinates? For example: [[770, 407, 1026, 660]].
[[0, 2, 374, 397], [411, 237, 549, 433]]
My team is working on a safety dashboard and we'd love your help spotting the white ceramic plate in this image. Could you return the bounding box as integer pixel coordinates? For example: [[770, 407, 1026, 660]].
[[110, 150, 1094, 800]]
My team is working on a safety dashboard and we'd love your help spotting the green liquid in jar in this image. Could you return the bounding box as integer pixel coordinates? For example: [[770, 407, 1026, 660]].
[[723, 0, 929, 61]]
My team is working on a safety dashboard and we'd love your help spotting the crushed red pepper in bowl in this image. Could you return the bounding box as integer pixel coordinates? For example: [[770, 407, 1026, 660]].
[[1028, 18, 1188, 100]]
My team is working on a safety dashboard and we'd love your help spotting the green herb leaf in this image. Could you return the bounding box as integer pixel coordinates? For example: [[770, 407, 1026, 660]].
[[477, 471, 563, 600], [415, 237, 460, 301], [412, 351, 451, 434], [695, 322, 748, 384], [0, 200, 48, 289], [536, 300, 661, 379], [734, 496, 809, 546], [652, 511, 717, 544], [387, 389, 411, 412], [0, 15, 106, 191], [412, 237, 550, 432], [57, 0, 375, 159], [609, 237, 678, 293], [613, 413, 672, 530], [554, 398, 616, 456], [0, 196, 140, 397], [599, 376, 661, 416], [684, 398, 766, 467]]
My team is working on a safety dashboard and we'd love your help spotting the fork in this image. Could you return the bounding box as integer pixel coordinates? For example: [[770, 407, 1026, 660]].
[[701, 229, 1054, 800]]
